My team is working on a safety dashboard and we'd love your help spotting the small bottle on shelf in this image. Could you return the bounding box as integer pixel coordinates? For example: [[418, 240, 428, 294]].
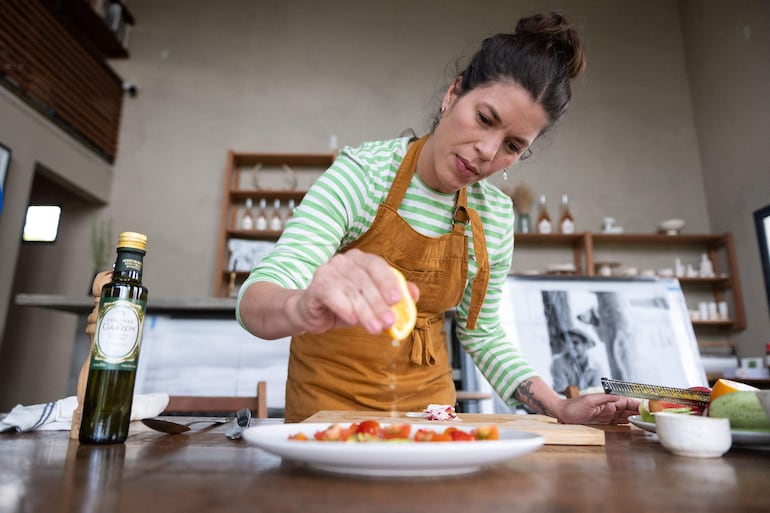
[[558, 194, 575, 234], [79, 232, 148, 444], [536, 194, 552, 234], [240, 198, 255, 230], [269, 199, 283, 231], [286, 199, 296, 225], [255, 198, 268, 231]]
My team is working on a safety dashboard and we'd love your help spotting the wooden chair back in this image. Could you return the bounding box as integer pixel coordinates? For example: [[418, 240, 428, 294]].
[[163, 381, 268, 418]]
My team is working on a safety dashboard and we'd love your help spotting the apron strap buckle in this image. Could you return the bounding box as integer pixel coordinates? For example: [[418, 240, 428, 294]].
[[453, 207, 470, 225]]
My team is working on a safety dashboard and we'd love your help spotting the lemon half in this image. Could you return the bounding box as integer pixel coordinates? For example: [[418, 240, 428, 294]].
[[386, 267, 417, 341]]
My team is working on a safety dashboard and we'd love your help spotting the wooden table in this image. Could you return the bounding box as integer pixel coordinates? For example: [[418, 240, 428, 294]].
[[1, 415, 768, 513]]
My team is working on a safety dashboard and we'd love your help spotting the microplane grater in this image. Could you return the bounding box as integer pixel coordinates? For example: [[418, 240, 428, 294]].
[[600, 377, 711, 409]]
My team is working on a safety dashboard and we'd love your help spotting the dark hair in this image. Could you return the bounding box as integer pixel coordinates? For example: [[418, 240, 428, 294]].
[[434, 12, 585, 133]]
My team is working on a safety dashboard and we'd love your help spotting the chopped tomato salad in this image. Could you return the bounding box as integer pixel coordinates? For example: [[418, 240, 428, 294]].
[[288, 420, 499, 442]]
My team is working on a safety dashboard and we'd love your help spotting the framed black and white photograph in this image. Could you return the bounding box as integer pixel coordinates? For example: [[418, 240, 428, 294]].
[[499, 276, 707, 392], [501, 277, 707, 392], [754, 204, 770, 315], [462, 275, 709, 413], [0, 143, 10, 216]]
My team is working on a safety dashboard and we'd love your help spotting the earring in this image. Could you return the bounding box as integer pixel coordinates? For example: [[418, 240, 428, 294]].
[[503, 169, 508, 181]]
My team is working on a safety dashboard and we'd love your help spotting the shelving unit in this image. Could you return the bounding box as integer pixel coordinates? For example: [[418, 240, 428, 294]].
[[511, 232, 746, 333], [214, 151, 336, 297]]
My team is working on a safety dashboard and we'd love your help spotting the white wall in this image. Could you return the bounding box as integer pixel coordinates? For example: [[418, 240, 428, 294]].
[[679, 0, 770, 361]]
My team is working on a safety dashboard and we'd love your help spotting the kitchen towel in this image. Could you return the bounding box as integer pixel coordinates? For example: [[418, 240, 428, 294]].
[[0, 393, 169, 433]]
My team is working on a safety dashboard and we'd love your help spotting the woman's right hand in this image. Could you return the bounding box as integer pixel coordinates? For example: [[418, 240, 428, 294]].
[[293, 249, 419, 335]]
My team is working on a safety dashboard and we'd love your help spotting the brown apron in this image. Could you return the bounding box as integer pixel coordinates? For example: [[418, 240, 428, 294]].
[[284, 136, 490, 422]]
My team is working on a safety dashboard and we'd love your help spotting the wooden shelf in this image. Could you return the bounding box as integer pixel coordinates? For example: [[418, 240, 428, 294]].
[[226, 229, 283, 240], [514, 233, 586, 244], [510, 231, 746, 333], [215, 150, 336, 297], [229, 190, 305, 202], [588, 233, 726, 245]]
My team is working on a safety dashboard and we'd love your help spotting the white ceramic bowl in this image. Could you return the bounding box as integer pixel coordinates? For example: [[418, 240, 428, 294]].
[[658, 218, 685, 235], [757, 390, 770, 420], [655, 412, 732, 458]]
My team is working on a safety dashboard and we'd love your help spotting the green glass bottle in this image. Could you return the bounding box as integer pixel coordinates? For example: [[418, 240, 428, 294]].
[[79, 232, 148, 444]]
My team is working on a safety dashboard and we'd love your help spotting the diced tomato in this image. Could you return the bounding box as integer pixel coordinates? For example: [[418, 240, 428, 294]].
[[447, 428, 474, 442], [413, 428, 437, 442], [313, 423, 353, 441], [472, 425, 499, 440], [293, 420, 502, 443], [432, 431, 453, 442], [381, 423, 411, 440], [354, 420, 381, 437]]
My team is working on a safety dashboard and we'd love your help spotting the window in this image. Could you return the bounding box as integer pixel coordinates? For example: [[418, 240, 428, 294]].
[[754, 204, 770, 315], [22, 205, 62, 242]]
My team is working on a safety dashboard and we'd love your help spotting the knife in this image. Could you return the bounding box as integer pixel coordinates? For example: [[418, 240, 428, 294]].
[[601, 377, 711, 409]]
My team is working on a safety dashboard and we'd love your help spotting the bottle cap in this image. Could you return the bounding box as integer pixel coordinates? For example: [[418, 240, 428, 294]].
[[118, 232, 148, 251]]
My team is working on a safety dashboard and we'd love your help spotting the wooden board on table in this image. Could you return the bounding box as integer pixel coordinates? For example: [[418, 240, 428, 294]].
[[304, 410, 605, 446]]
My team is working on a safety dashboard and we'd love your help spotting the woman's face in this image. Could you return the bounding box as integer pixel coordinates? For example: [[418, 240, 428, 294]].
[[419, 79, 548, 194]]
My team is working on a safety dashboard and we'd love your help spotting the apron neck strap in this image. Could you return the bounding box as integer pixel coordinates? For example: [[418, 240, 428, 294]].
[[383, 135, 427, 208], [385, 136, 469, 223]]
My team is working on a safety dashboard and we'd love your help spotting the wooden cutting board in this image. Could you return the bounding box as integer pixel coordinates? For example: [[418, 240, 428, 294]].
[[304, 410, 605, 446]]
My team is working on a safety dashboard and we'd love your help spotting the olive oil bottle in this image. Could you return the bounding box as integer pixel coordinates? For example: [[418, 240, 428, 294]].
[[79, 232, 148, 444]]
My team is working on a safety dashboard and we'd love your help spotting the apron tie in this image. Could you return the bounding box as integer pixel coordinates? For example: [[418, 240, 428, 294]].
[[410, 316, 437, 366]]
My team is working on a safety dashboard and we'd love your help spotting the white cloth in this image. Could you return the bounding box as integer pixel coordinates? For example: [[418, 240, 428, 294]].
[[0, 393, 169, 433]]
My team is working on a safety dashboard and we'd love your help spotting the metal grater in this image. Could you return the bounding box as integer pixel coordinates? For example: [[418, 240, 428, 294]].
[[601, 377, 711, 409]]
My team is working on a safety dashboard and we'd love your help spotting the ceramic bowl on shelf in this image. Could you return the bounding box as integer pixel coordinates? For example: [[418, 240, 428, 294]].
[[658, 218, 685, 235], [654, 412, 732, 458]]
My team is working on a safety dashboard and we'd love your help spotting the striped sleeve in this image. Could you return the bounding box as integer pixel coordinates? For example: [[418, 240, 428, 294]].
[[235, 139, 406, 326]]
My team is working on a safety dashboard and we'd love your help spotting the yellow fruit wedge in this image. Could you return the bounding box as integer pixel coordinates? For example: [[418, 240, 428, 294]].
[[709, 378, 759, 403], [386, 267, 417, 341]]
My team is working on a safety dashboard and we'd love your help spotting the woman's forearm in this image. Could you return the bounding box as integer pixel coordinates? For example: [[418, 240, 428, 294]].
[[512, 377, 566, 420], [238, 281, 305, 340]]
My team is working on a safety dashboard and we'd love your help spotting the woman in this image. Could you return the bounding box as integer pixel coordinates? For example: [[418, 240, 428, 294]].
[[238, 12, 639, 424]]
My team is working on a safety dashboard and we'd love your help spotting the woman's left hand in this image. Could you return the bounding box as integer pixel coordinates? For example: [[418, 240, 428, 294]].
[[557, 393, 640, 425]]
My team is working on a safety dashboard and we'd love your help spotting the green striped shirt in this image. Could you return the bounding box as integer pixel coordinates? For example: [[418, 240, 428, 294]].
[[237, 137, 538, 403]]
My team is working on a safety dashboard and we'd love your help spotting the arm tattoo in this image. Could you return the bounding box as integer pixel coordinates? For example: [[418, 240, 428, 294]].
[[513, 380, 551, 416]]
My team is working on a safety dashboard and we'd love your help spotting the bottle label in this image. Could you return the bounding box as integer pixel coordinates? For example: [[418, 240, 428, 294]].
[[561, 219, 575, 234], [92, 298, 146, 371], [115, 250, 144, 276], [538, 219, 552, 234]]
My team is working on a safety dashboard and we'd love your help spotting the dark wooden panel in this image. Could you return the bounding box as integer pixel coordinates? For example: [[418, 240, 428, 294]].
[[0, 0, 123, 162]]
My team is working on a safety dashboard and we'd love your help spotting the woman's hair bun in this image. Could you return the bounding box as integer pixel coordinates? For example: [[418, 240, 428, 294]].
[[515, 12, 586, 79]]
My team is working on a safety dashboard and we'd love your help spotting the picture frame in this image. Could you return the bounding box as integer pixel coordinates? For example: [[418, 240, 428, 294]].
[[754, 204, 770, 316], [463, 276, 708, 414], [0, 142, 11, 216]]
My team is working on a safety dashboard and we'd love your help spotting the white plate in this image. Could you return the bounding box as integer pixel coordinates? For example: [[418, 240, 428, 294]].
[[628, 415, 770, 446], [242, 422, 544, 477]]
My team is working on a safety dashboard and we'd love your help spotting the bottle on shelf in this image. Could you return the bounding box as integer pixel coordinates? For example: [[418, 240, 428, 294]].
[[240, 198, 255, 230], [536, 194, 552, 234], [255, 198, 268, 231], [558, 194, 575, 234], [287, 199, 296, 223], [269, 199, 283, 231], [79, 232, 149, 444]]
